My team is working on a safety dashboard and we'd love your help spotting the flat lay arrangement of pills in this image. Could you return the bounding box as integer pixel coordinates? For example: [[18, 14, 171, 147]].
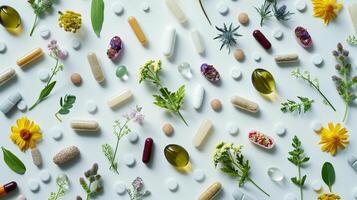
[[0, 0, 357, 200]]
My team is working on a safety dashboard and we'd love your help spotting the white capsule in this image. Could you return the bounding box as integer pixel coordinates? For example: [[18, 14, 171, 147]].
[[114, 181, 127, 195], [193, 169, 205, 182], [162, 26, 176, 58], [37, 69, 50, 82], [0, 68, 16, 86], [127, 132, 139, 143], [0, 42, 7, 53], [193, 84, 205, 109], [28, 179, 40, 192], [17, 100, 27, 111], [39, 170, 51, 183], [165, 0, 187, 24], [349, 3, 357, 33], [0, 92, 22, 114], [107, 89, 133, 109], [311, 54, 323, 66], [112, 2, 124, 15], [70, 120, 99, 132], [193, 119, 213, 149], [191, 29, 205, 55], [166, 178, 179, 191], [124, 154, 136, 167]]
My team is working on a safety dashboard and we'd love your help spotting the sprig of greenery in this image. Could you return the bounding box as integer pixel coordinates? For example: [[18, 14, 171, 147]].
[[255, 0, 293, 26], [198, 0, 211, 25], [254, 0, 272, 26], [288, 136, 310, 200], [55, 95, 76, 122], [213, 142, 270, 197], [346, 35, 357, 46], [28, 0, 55, 36], [48, 175, 70, 200], [138, 60, 187, 125], [281, 96, 314, 114], [273, 3, 294, 21], [332, 43, 357, 122], [291, 68, 336, 111], [77, 163, 103, 200]]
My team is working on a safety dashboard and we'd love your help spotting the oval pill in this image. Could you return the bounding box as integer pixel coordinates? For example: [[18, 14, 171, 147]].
[[193, 119, 213, 149], [0, 68, 16, 86], [253, 30, 271, 50], [31, 148, 42, 167], [193, 84, 205, 109], [231, 96, 259, 113], [162, 26, 176, 58], [16, 48, 43, 68], [128, 16, 147, 46], [107, 89, 133, 109], [198, 182, 222, 200], [70, 120, 99, 131], [53, 146, 80, 165], [191, 29, 205, 54], [87, 52, 104, 83], [165, 0, 187, 24], [142, 137, 153, 164]]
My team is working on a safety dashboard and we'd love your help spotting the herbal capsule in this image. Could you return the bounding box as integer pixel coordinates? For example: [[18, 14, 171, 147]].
[[274, 54, 299, 64], [252, 30, 271, 50], [162, 26, 176, 58], [53, 146, 80, 165], [107, 89, 133, 109], [70, 120, 99, 131], [0, 68, 16, 86], [198, 182, 222, 200], [0, 6, 21, 31], [128, 16, 147, 46], [191, 29, 205, 54], [348, 3, 357, 33], [31, 147, 43, 167], [230, 96, 259, 113], [142, 137, 153, 164], [164, 144, 189, 168], [165, 0, 188, 24], [87, 52, 105, 83], [0, 181, 17, 197], [251, 68, 276, 94], [193, 119, 213, 149], [16, 48, 43, 68]]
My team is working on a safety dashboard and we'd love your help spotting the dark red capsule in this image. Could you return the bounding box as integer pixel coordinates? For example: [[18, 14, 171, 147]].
[[0, 181, 17, 197], [253, 30, 271, 50], [142, 138, 153, 164]]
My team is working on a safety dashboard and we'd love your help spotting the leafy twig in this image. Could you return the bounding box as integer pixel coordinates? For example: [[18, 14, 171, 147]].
[[77, 163, 103, 200], [346, 35, 357, 46], [281, 96, 314, 114], [254, 0, 272, 26], [28, 0, 55, 36], [55, 95, 76, 122], [48, 175, 70, 200], [288, 136, 310, 200], [291, 68, 336, 111]]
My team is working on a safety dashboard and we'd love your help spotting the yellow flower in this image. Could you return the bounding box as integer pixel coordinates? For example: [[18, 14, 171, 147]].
[[10, 117, 42, 152], [312, 0, 343, 25], [58, 10, 82, 33], [319, 122, 348, 156], [317, 193, 341, 200]]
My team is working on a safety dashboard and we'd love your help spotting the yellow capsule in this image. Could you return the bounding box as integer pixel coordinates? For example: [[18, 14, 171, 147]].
[[128, 16, 147, 46], [251, 68, 276, 94], [0, 6, 21, 32], [164, 144, 189, 168]]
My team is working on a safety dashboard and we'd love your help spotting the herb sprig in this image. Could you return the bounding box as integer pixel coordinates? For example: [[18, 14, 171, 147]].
[[77, 163, 103, 200], [281, 96, 314, 114], [288, 136, 310, 200], [255, 0, 293, 26], [55, 94, 76, 122], [213, 142, 270, 197], [291, 68, 336, 111], [255, 0, 272, 26], [28, 0, 55, 36], [48, 175, 70, 200]]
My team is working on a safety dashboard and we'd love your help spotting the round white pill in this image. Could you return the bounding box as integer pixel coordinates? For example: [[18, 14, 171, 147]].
[[226, 122, 239, 136], [0, 42, 7, 53], [112, 2, 124, 15], [253, 52, 261, 62], [127, 132, 139, 143], [284, 193, 297, 200], [274, 123, 286, 136], [353, 187, 357, 199], [39, 27, 50, 39], [114, 181, 127, 195], [232, 189, 244, 200], [312, 180, 322, 192], [16, 194, 26, 200], [166, 178, 178, 192], [311, 120, 322, 132], [38, 69, 50, 82], [230, 67, 242, 79], [17, 100, 27, 111], [86, 101, 97, 114], [295, 0, 307, 12], [124, 154, 136, 167], [193, 169, 205, 182], [141, 2, 150, 12], [51, 127, 63, 140], [312, 54, 323, 66], [217, 2, 229, 15], [71, 39, 81, 50], [272, 29, 283, 39], [39, 170, 51, 183], [28, 179, 40, 192]]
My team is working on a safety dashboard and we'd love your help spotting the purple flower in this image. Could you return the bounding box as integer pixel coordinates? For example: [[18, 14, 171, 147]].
[[47, 40, 67, 60], [123, 106, 144, 124], [48, 40, 58, 51], [132, 177, 143, 191]]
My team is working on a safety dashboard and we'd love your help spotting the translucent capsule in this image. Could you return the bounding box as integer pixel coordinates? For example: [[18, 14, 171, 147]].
[[251, 68, 276, 94], [178, 62, 192, 79], [267, 167, 284, 182], [164, 144, 189, 168], [0, 6, 21, 32]]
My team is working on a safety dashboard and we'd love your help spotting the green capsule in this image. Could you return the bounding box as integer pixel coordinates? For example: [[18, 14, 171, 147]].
[[0, 6, 21, 31], [164, 144, 189, 168], [116, 65, 128, 78], [251, 68, 276, 94]]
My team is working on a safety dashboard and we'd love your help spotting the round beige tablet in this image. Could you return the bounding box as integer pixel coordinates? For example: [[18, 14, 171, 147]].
[[234, 49, 245, 62], [238, 12, 249, 25], [71, 73, 82, 85], [211, 99, 222, 111], [163, 123, 174, 136]]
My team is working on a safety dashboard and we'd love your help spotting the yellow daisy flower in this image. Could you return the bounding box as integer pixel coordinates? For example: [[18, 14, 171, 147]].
[[317, 193, 341, 200], [319, 122, 349, 156], [10, 117, 42, 152], [312, 0, 343, 25]]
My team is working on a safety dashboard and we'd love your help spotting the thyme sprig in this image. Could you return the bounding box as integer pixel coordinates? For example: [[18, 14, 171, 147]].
[[48, 175, 70, 200], [281, 96, 314, 114]]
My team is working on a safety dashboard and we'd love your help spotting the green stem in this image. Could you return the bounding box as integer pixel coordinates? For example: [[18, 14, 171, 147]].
[[110, 119, 130, 173], [343, 103, 348, 122], [247, 177, 270, 197], [298, 165, 303, 200], [307, 79, 336, 111], [55, 112, 62, 122], [198, 0, 212, 25], [177, 111, 188, 126], [30, 15, 38, 36]]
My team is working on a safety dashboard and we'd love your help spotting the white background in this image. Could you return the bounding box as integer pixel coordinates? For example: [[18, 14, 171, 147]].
[[0, 0, 357, 199]]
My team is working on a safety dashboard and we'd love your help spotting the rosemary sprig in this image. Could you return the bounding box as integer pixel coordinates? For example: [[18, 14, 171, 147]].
[[48, 175, 70, 200], [291, 68, 336, 111], [281, 96, 314, 114], [55, 94, 76, 122], [254, 0, 272, 26]]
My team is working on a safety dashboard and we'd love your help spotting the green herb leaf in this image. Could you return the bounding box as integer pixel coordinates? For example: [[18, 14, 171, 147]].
[[322, 162, 335, 192], [91, 0, 104, 37], [1, 146, 26, 175], [281, 96, 314, 114], [40, 81, 57, 100]]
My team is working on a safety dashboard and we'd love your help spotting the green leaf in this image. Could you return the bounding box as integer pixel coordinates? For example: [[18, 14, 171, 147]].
[[39, 81, 57, 100], [1, 146, 26, 175], [322, 162, 335, 192], [91, 0, 104, 37], [55, 94, 76, 119]]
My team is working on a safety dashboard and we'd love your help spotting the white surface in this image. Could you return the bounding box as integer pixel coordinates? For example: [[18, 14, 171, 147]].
[[0, 0, 357, 200]]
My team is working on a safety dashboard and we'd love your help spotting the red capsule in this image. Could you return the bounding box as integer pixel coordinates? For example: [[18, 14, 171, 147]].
[[253, 30, 271, 50], [0, 181, 17, 197], [142, 137, 153, 164]]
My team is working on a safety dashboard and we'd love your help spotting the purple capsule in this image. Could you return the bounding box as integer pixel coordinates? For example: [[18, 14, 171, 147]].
[[142, 138, 153, 164], [295, 26, 312, 48], [107, 36, 123, 60], [253, 30, 271, 50], [200, 63, 220, 82]]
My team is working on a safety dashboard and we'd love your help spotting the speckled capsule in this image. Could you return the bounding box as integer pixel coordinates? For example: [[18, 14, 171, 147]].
[[142, 138, 153, 164], [253, 30, 271, 50]]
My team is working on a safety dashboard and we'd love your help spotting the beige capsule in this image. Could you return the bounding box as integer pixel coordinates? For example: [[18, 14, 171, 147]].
[[0, 68, 16, 86], [107, 89, 133, 109], [274, 53, 299, 64], [230, 95, 259, 113], [53, 146, 80, 165], [193, 119, 213, 149], [87, 52, 105, 83], [70, 120, 99, 131], [16, 48, 43, 68], [198, 182, 222, 200], [31, 147, 42, 167]]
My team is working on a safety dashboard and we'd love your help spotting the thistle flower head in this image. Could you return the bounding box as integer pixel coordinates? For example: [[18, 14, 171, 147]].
[[214, 23, 242, 54]]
